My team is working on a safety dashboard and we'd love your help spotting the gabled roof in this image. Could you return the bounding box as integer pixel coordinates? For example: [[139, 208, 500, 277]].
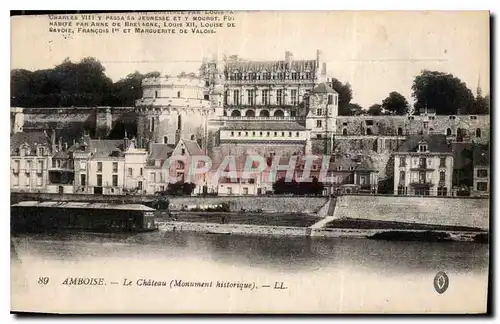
[[149, 143, 175, 161], [312, 83, 338, 94], [221, 121, 306, 131], [182, 139, 204, 156], [89, 139, 125, 158], [10, 132, 51, 154], [396, 135, 452, 153]]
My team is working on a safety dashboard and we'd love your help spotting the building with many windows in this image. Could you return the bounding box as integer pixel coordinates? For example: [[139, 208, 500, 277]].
[[10, 131, 52, 193], [393, 135, 454, 196], [472, 146, 490, 197]]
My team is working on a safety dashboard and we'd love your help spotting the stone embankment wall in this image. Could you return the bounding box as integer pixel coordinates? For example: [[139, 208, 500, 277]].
[[168, 196, 328, 214], [332, 195, 489, 230]]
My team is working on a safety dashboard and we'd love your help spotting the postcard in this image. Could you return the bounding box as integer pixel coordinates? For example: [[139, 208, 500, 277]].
[[10, 11, 490, 314]]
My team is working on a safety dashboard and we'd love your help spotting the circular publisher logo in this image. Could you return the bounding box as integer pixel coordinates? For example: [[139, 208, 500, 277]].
[[433, 271, 449, 294]]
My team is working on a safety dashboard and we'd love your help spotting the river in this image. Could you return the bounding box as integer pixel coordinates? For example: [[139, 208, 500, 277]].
[[11, 232, 489, 314]]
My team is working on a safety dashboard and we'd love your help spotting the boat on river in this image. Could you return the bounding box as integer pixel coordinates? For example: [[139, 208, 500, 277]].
[[11, 201, 158, 233]]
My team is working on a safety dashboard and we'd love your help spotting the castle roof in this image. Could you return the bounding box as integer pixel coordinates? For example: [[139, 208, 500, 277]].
[[225, 60, 317, 73]]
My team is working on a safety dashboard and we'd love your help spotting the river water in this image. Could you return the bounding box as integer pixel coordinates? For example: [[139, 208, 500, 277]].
[[11, 232, 489, 314]]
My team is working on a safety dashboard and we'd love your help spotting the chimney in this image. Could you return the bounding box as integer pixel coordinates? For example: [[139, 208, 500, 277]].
[[285, 51, 293, 66], [124, 130, 130, 149], [51, 129, 57, 152]]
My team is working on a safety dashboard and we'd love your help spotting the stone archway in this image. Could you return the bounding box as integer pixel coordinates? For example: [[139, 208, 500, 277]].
[[245, 110, 256, 117], [274, 109, 284, 117], [231, 110, 241, 117], [259, 110, 270, 117]]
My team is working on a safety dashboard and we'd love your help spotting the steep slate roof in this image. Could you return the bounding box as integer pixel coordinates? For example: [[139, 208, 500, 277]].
[[396, 135, 452, 153], [149, 143, 175, 161], [312, 83, 338, 94], [221, 121, 306, 131], [89, 139, 125, 158], [225, 60, 317, 73], [10, 132, 51, 154], [183, 139, 204, 156]]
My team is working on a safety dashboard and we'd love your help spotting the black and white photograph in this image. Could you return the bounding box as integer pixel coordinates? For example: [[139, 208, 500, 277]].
[[9, 10, 490, 314]]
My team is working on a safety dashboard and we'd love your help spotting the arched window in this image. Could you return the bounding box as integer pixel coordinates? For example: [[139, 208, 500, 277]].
[[397, 127, 403, 136], [163, 136, 168, 144], [259, 110, 270, 117], [177, 91, 181, 98], [476, 128, 481, 138], [366, 128, 373, 135], [446, 128, 452, 136], [342, 128, 347, 136], [231, 110, 241, 117], [190, 134, 195, 140], [151, 117, 155, 132], [177, 115, 182, 130]]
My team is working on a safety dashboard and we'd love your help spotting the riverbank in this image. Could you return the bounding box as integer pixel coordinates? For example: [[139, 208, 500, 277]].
[[157, 219, 488, 243]]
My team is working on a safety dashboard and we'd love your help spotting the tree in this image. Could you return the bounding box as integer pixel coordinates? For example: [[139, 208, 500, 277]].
[[367, 104, 383, 116], [470, 93, 490, 115], [10, 57, 162, 107], [382, 92, 409, 115], [328, 78, 353, 116], [347, 103, 363, 116], [411, 70, 475, 115]]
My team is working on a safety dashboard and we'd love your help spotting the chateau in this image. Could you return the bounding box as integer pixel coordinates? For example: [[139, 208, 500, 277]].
[[10, 49, 490, 197]]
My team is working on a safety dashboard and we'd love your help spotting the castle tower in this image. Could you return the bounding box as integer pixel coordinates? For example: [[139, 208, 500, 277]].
[[10, 107, 24, 135], [210, 73, 225, 117], [135, 76, 211, 149], [306, 83, 339, 154]]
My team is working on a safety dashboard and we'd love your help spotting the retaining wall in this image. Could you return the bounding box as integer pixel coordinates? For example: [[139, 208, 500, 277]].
[[332, 195, 490, 230]]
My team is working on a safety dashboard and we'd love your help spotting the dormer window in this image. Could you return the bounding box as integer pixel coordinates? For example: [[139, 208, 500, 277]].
[[418, 144, 428, 152]]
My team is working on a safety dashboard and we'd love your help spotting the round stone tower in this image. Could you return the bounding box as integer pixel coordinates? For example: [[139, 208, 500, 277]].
[[135, 76, 212, 148]]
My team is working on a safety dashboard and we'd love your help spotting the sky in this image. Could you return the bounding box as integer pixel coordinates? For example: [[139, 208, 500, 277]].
[[11, 11, 490, 108]]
